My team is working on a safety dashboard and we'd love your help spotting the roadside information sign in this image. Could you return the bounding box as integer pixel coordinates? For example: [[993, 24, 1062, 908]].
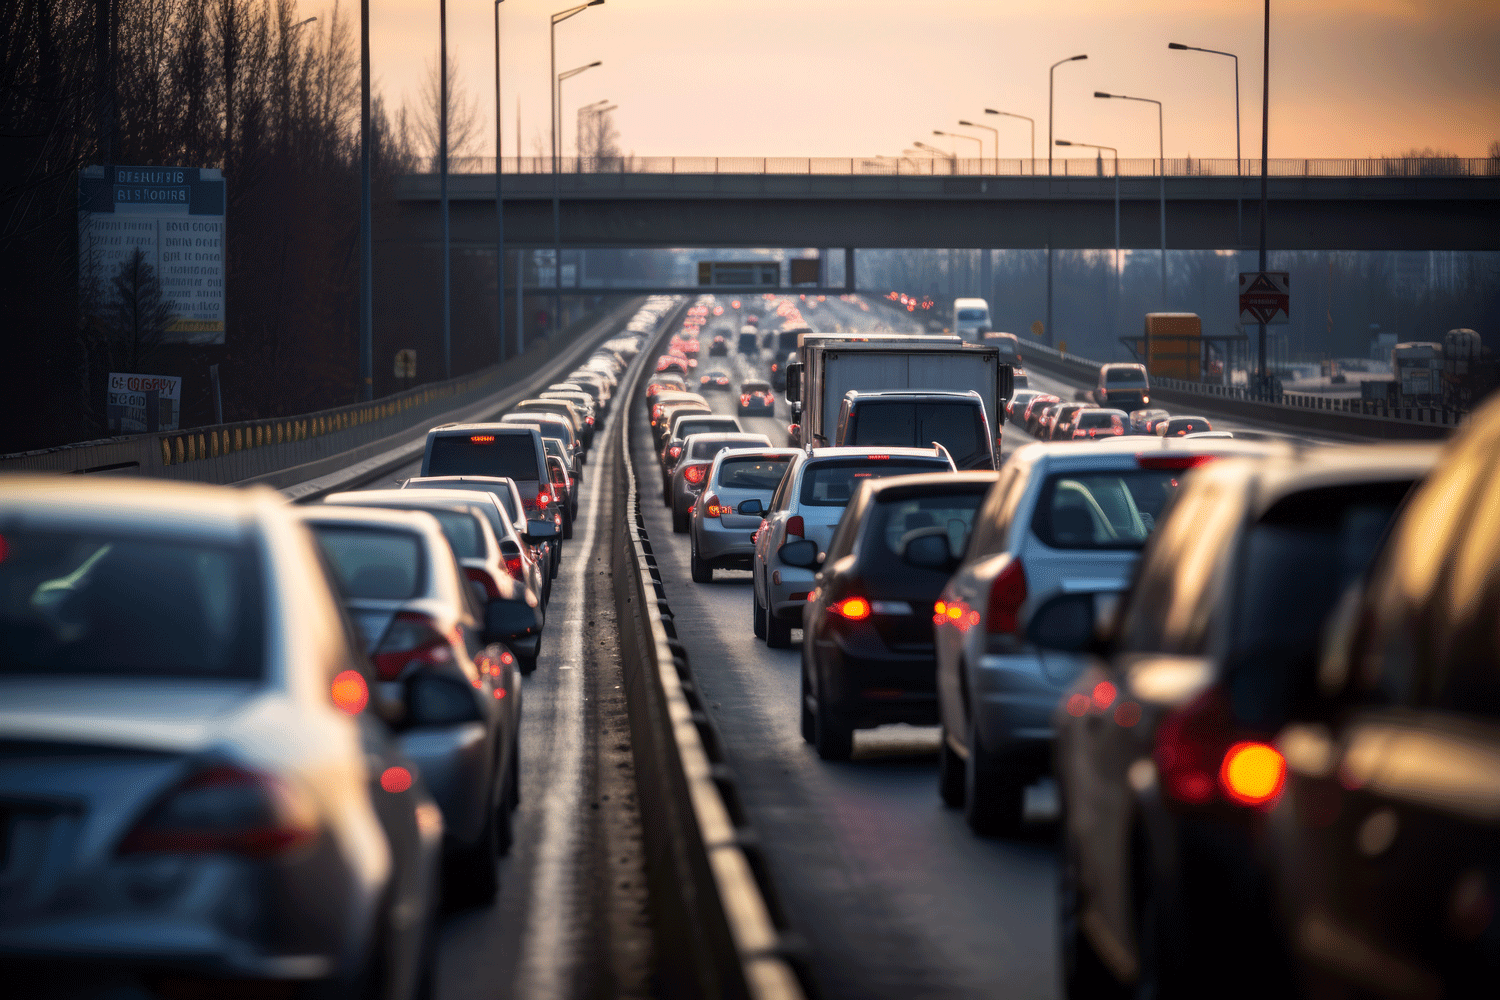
[[1239, 271, 1290, 325], [107, 372, 181, 434], [79, 165, 226, 345]]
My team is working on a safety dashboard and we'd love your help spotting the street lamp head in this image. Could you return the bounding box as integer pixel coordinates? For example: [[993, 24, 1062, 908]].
[[587, 0, 604, 5], [932, 130, 945, 136], [1094, 91, 1113, 99], [984, 108, 998, 115], [1070, 54, 1088, 61], [957, 120, 974, 127], [1168, 42, 1188, 50], [588, 60, 602, 67], [1055, 140, 1072, 146]]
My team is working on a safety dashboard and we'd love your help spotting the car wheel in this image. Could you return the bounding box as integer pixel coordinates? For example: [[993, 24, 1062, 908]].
[[964, 716, 1025, 837], [799, 652, 815, 743], [672, 506, 690, 534], [690, 545, 712, 583], [562, 511, 574, 540], [753, 581, 766, 639], [938, 725, 965, 807], [814, 686, 853, 761], [765, 599, 793, 649], [518, 649, 538, 676], [445, 807, 499, 907], [1059, 835, 1125, 999]]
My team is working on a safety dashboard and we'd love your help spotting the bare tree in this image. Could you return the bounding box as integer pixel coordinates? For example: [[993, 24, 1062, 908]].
[[403, 52, 482, 167], [577, 105, 620, 162]]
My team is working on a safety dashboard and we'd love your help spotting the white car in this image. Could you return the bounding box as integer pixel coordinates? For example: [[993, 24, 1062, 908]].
[[751, 447, 956, 648]]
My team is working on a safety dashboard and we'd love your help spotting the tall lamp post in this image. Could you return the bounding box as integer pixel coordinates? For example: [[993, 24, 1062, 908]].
[[1096, 90, 1166, 305], [494, 0, 507, 361], [440, 0, 451, 378], [1257, 1, 1270, 391], [1048, 54, 1087, 177], [1169, 41, 1241, 241], [934, 129, 982, 168], [359, 0, 372, 399], [985, 109, 1034, 173], [549, 1, 604, 340], [576, 97, 610, 163], [957, 119, 999, 167], [914, 141, 955, 172], [555, 61, 600, 309]]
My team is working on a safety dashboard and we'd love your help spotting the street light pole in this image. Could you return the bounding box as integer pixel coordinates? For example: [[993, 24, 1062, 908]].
[[440, 0, 450, 378], [549, 1, 604, 341], [554, 60, 600, 325], [1258, 0, 1270, 390], [915, 141, 955, 173], [1048, 54, 1087, 177], [359, 0, 371, 399], [1169, 41, 1241, 241], [1045, 55, 1085, 349], [985, 109, 1035, 173], [1097, 91, 1167, 305], [1056, 139, 1118, 262], [934, 129, 982, 168], [957, 120, 998, 167], [494, 0, 506, 362]]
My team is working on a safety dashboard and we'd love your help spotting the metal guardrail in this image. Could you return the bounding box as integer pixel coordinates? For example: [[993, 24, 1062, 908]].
[[610, 302, 808, 1000], [440, 155, 1500, 179]]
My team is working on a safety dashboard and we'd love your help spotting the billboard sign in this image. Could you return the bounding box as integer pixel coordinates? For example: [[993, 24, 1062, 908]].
[[1239, 271, 1290, 326], [697, 260, 780, 287], [79, 166, 226, 345], [107, 372, 181, 435]]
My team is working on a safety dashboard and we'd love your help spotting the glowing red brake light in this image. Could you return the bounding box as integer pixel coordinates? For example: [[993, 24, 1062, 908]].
[[504, 556, 525, 581], [470, 435, 495, 443], [683, 464, 708, 485], [703, 493, 727, 517], [669, 445, 682, 459], [1154, 687, 1231, 805], [1136, 454, 1219, 471], [830, 596, 871, 621], [786, 515, 804, 538], [536, 490, 551, 506], [867, 454, 890, 460], [118, 766, 318, 858], [741, 394, 752, 406], [372, 611, 452, 680], [1220, 742, 1287, 806], [984, 559, 1027, 634]]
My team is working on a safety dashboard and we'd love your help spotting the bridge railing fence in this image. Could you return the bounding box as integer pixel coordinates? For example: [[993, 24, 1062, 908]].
[[439, 156, 1500, 179]]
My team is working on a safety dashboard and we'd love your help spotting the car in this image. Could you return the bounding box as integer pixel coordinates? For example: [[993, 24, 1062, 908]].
[[398, 475, 555, 596], [656, 355, 690, 377], [738, 379, 776, 414], [0, 477, 443, 997], [752, 447, 959, 649], [1006, 389, 1042, 425], [550, 379, 608, 414], [546, 455, 575, 537], [709, 334, 730, 356], [771, 351, 796, 391], [687, 448, 798, 582], [933, 436, 1286, 836], [1047, 402, 1097, 442], [302, 504, 531, 903], [649, 389, 709, 437], [661, 415, 745, 492], [1046, 442, 1437, 1000], [541, 434, 580, 488], [1024, 394, 1062, 435], [646, 373, 687, 397], [498, 413, 580, 477], [835, 390, 996, 470], [539, 389, 597, 435], [738, 328, 760, 354], [698, 370, 733, 392], [322, 489, 548, 672], [513, 398, 590, 450], [1157, 415, 1213, 437], [1095, 362, 1152, 411], [423, 423, 553, 517], [1034, 402, 1066, 440], [1069, 408, 1130, 440], [1129, 407, 1172, 434], [794, 472, 999, 760], [1261, 400, 1500, 1000], [669, 432, 775, 532]]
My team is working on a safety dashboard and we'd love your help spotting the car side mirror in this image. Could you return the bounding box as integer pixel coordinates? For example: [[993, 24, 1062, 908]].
[[526, 520, 558, 543], [787, 424, 802, 447], [899, 527, 957, 572], [405, 672, 482, 728], [484, 596, 543, 646], [1026, 591, 1119, 654], [737, 498, 766, 517], [778, 538, 821, 569]]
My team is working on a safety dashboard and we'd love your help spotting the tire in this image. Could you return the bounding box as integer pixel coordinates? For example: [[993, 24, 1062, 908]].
[[690, 545, 713, 583], [765, 597, 793, 649], [964, 717, 1026, 837], [672, 506, 690, 534], [814, 687, 854, 761], [518, 650, 538, 676], [494, 771, 514, 857], [445, 809, 499, 907], [1059, 837, 1125, 999], [562, 511, 574, 540], [753, 582, 766, 639], [938, 725, 965, 808], [799, 652, 816, 743]]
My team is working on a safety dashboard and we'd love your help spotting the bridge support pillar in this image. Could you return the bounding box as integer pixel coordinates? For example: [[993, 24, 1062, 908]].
[[844, 248, 855, 292]]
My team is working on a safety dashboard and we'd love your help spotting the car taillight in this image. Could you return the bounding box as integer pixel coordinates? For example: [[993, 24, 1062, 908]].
[[717, 377, 729, 385], [372, 610, 453, 680], [830, 596, 871, 620], [741, 394, 752, 405], [1136, 454, 1218, 470], [586, 416, 594, 426], [536, 490, 551, 506], [465, 566, 503, 597], [703, 493, 728, 517], [786, 515, 804, 538], [504, 556, 525, 581], [118, 765, 318, 858], [771, 363, 779, 372], [985, 559, 1027, 634], [1221, 742, 1288, 806], [669, 445, 682, 460], [683, 464, 708, 485], [1153, 687, 1284, 809]]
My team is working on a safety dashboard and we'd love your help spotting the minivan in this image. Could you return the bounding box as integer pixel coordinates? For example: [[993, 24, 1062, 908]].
[[422, 423, 557, 521], [835, 390, 995, 470]]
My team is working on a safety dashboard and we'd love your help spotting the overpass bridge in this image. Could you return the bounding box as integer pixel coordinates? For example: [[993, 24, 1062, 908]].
[[393, 156, 1500, 253]]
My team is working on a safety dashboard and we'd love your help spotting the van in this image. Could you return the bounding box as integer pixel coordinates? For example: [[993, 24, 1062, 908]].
[[422, 423, 555, 520], [952, 298, 991, 342]]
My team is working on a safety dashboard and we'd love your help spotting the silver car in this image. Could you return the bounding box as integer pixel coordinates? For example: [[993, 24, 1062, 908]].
[[932, 436, 1283, 836], [668, 433, 773, 534], [752, 447, 957, 648], [686, 448, 798, 582], [0, 476, 443, 998], [400, 475, 556, 590], [302, 505, 525, 902]]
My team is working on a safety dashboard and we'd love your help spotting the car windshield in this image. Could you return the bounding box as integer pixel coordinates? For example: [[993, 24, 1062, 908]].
[[314, 526, 423, 600], [1032, 470, 1182, 549], [956, 308, 988, 321], [0, 530, 263, 678], [718, 457, 792, 490], [800, 458, 951, 506], [428, 434, 539, 480], [846, 401, 986, 467]]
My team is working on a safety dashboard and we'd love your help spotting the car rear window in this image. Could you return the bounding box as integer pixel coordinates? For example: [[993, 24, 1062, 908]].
[[1164, 418, 1212, 436], [871, 491, 987, 561], [677, 419, 739, 438], [718, 457, 791, 490], [1106, 367, 1147, 384], [799, 458, 951, 507], [846, 401, 987, 468], [314, 526, 423, 600], [690, 437, 759, 459], [405, 481, 517, 524], [1032, 469, 1182, 549], [428, 434, 538, 480], [956, 308, 988, 321], [428, 510, 486, 559], [1077, 411, 1122, 429], [0, 530, 263, 679]]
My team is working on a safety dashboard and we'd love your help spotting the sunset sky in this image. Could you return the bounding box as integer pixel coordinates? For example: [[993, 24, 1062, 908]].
[[307, 0, 1500, 162]]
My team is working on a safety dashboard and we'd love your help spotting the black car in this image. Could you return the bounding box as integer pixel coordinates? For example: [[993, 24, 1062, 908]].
[[738, 379, 775, 414], [789, 472, 997, 760]]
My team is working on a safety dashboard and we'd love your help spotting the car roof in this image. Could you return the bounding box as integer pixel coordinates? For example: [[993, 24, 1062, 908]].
[[845, 389, 983, 402], [298, 504, 436, 534], [683, 432, 771, 446], [1008, 435, 1292, 472], [325, 488, 502, 510], [1189, 443, 1443, 520], [860, 470, 1000, 502], [405, 475, 517, 489], [0, 475, 278, 542], [429, 422, 537, 437], [804, 446, 950, 462]]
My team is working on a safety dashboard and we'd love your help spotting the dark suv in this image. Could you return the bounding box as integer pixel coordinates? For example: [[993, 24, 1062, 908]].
[[835, 390, 996, 470]]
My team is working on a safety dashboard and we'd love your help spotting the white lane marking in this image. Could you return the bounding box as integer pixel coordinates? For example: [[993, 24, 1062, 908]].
[[513, 377, 620, 999]]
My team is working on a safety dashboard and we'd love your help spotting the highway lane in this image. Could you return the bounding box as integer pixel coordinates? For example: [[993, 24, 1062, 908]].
[[635, 298, 1061, 1000]]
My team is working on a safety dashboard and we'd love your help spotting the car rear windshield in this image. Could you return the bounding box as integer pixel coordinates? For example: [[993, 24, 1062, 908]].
[[314, 526, 423, 600], [741, 382, 771, 392], [1077, 411, 1121, 428], [428, 434, 539, 480], [406, 481, 517, 523], [800, 458, 951, 507], [846, 401, 987, 468], [428, 510, 486, 559], [718, 457, 791, 491], [1032, 469, 1182, 549], [869, 491, 988, 566], [677, 419, 739, 439], [956, 308, 988, 321], [1105, 367, 1147, 384], [689, 437, 751, 459], [0, 530, 263, 678]]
